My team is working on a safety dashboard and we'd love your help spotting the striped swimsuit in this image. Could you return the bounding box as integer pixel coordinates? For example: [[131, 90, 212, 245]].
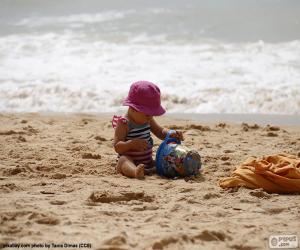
[[112, 115, 154, 167]]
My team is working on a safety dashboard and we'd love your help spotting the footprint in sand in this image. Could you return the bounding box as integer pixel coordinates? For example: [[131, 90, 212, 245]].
[[168, 124, 211, 131], [265, 125, 280, 131], [81, 118, 95, 125], [223, 166, 232, 172], [71, 167, 84, 174], [188, 124, 211, 131], [263, 206, 286, 214], [100, 232, 128, 249], [50, 200, 67, 205], [241, 123, 260, 131], [22, 125, 39, 135], [170, 203, 184, 212], [216, 123, 228, 129], [153, 230, 232, 249], [230, 243, 257, 250], [0, 130, 25, 135], [265, 132, 278, 137], [184, 130, 200, 136], [28, 212, 60, 225], [179, 187, 195, 193], [70, 139, 84, 144], [132, 205, 159, 211], [0, 183, 22, 193], [35, 217, 60, 225], [1, 211, 60, 226], [36, 165, 52, 172], [0, 211, 29, 223], [71, 145, 89, 152], [220, 155, 230, 161], [152, 236, 179, 250], [248, 189, 272, 199], [193, 230, 232, 242], [166, 125, 185, 130], [223, 149, 234, 153], [88, 190, 153, 204], [82, 152, 102, 159], [1, 225, 23, 235], [203, 192, 221, 200], [40, 190, 55, 195], [17, 135, 26, 142], [94, 135, 107, 142], [4, 166, 26, 176], [51, 173, 66, 179]]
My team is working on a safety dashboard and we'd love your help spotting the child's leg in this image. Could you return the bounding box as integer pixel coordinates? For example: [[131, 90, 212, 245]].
[[116, 155, 144, 179]]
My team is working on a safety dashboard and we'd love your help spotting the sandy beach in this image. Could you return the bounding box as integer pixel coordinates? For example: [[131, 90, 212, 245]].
[[0, 112, 300, 250]]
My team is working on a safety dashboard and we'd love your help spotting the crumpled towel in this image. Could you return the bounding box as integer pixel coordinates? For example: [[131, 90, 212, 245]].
[[219, 153, 300, 193]]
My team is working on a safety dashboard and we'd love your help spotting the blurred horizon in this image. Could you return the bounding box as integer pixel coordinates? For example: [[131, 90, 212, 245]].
[[1, 0, 300, 42]]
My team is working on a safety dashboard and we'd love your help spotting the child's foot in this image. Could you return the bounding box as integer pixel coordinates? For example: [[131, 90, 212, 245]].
[[116, 156, 126, 174], [144, 166, 156, 175], [135, 164, 145, 179]]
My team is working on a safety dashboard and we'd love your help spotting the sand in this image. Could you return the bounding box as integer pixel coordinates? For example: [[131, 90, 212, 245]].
[[0, 113, 300, 250]]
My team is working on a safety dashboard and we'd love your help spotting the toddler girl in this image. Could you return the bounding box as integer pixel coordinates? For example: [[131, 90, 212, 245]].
[[112, 81, 183, 179]]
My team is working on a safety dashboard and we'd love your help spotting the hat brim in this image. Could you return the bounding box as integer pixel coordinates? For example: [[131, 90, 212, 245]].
[[123, 99, 166, 116]]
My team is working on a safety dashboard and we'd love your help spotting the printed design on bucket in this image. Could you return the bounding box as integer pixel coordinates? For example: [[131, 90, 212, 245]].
[[156, 130, 202, 178]]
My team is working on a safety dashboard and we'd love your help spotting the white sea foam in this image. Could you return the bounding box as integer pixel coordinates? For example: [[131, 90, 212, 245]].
[[0, 30, 299, 114], [1, 1, 300, 114]]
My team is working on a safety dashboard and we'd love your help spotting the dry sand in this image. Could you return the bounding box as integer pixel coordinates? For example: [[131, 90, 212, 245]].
[[0, 113, 300, 250]]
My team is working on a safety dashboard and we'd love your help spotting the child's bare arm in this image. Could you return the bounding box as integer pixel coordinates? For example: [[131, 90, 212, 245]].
[[150, 118, 184, 141], [114, 122, 131, 154], [150, 118, 168, 140], [114, 122, 148, 154]]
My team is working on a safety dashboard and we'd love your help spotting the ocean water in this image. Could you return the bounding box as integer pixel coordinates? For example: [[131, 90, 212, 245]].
[[0, 0, 300, 114]]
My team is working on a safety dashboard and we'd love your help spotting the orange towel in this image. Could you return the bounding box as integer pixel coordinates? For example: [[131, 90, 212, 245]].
[[219, 154, 300, 193]]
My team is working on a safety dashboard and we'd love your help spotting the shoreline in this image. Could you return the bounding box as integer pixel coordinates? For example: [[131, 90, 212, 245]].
[[1, 112, 299, 125], [167, 113, 300, 125]]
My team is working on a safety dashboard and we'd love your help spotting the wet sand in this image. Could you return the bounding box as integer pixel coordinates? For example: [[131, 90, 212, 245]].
[[0, 113, 299, 250]]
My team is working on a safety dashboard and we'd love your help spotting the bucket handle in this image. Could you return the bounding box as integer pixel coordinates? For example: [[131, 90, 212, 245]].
[[164, 129, 181, 145]]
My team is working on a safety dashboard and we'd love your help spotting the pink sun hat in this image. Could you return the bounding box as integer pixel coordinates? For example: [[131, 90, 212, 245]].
[[123, 81, 166, 116]]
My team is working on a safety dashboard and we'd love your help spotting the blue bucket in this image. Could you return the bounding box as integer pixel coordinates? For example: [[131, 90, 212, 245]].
[[156, 130, 202, 178]]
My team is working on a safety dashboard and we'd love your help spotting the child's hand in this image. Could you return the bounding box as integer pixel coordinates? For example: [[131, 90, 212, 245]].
[[130, 139, 149, 151], [169, 130, 184, 141]]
